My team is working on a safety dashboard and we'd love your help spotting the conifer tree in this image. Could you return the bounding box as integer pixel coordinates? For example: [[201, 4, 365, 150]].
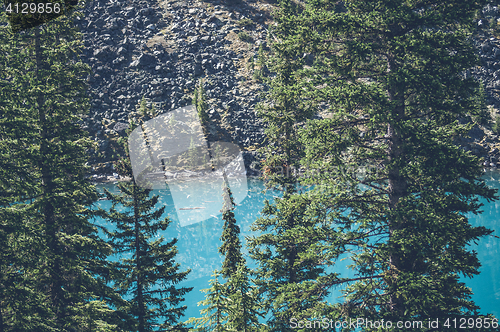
[[256, 0, 499, 330], [0, 208, 54, 331], [247, 2, 340, 330], [224, 262, 263, 332], [0, 15, 49, 331], [248, 191, 339, 331], [187, 271, 230, 332], [219, 178, 263, 332], [256, 0, 316, 189], [101, 128, 192, 332], [192, 78, 209, 126], [0, 9, 119, 331], [219, 176, 244, 279], [136, 96, 157, 121], [188, 179, 264, 332]]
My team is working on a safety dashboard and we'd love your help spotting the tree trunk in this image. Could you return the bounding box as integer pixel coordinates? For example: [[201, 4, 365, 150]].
[[386, 55, 407, 316], [35, 26, 64, 327], [134, 182, 146, 332]]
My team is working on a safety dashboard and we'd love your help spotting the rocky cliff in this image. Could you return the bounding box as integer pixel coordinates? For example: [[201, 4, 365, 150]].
[[76, 0, 500, 175], [77, 0, 273, 176]]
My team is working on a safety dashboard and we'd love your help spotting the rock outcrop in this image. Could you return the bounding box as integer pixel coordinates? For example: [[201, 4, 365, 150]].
[[76, 0, 500, 175], [76, 0, 272, 175]]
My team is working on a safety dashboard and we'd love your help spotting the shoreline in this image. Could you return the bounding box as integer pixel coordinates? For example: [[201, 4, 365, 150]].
[[90, 166, 500, 185]]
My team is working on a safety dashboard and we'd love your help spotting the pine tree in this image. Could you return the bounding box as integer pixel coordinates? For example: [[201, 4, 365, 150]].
[[219, 177, 263, 332], [101, 136, 192, 332], [259, 0, 498, 329], [136, 96, 157, 122], [256, 0, 316, 189], [248, 190, 339, 331], [187, 271, 230, 332], [0, 15, 49, 331], [247, 1, 341, 330], [0, 9, 119, 331], [219, 176, 244, 279], [192, 78, 209, 126], [188, 179, 264, 332], [224, 262, 263, 332], [0, 207, 54, 331]]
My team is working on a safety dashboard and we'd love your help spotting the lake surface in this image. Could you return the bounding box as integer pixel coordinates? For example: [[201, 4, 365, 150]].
[[94, 171, 500, 321]]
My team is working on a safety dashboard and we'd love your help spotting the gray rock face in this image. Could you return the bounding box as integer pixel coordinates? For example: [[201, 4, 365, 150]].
[[113, 122, 129, 133], [473, 9, 500, 110], [78, 0, 500, 173], [77, 0, 269, 174]]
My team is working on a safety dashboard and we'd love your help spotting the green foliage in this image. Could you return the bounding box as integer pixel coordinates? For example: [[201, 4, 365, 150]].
[[193, 78, 209, 125], [0, 20, 41, 331], [252, 69, 264, 82], [100, 141, 192, 332], [249, 46, 268, 83], [492, 115, 500, 135], [253, 0, 498, 329], [237, 18, 254, 27], [137, 96, 157, 121], [188, 179, 264, 332], [72, 300, 121, 332], [224, 263, 264, 332], [471, 83, 490, 125], [238, 31, 253, 43], [248, 191, 339, 331], [255, 0, 315, 190], [247, 56, 255, 71], [0, 207, 55, 331], [248, 3, 333, 327], [219, 178, 244, 279], [188, 266, 264, 332], [0, 9, 120, 331], [187, 271, 230, 332], [112, 96, 157, 167], [256, 44, 267, 69]]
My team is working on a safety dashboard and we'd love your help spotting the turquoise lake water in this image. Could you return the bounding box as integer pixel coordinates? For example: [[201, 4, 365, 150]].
[[94, 170, 500, 321]]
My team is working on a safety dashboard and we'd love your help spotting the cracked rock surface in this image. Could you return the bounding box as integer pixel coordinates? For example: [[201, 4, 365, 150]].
[[76, 0, 273, 175], [76, 0, 500, 174]]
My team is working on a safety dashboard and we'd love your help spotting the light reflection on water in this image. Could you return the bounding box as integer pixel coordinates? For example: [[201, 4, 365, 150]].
[[94, 172, 500, 320]]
